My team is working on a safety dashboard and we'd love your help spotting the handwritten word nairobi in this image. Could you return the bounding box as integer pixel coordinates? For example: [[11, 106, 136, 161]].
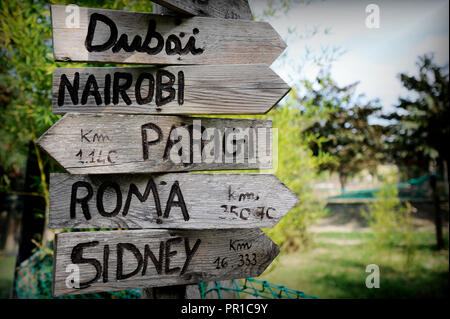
[[58, 70, 184, 107]]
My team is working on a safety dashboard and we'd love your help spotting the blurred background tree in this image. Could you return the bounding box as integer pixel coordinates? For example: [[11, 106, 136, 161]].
[[299, 71, 384, 191], [383, 54, 449, 182]]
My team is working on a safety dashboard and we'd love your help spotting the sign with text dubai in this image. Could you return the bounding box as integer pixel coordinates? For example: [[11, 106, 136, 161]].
[[51, 5, 286, 65], [40, 3, 296, 298]]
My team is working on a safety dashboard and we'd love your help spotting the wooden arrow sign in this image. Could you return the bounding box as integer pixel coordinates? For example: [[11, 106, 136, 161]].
[[49, 173, 298, 229], [53, 228, 279, 296], [53, 65, 290, 115], [36, 114, 273, 174], [152, 0, 253, 20], [51, 5, 285, 65]]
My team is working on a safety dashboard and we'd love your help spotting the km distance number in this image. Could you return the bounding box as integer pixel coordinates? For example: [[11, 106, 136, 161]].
[[220, 205, 275, 220], [213, 254, 257, 269]]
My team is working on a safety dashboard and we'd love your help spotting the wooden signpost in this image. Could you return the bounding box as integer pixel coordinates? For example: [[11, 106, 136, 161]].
[[37, 114, 273, 174], [39, 2, 296, 299], [49, 173, 298, 229], [152, 0, 253, 19], [53, 65, 290, 115], [51, 5, 286, 65], [53, 228, 279, 296]]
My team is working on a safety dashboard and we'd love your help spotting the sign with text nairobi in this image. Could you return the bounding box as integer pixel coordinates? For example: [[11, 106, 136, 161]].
[[51, 5, 286, 65], [53, 65, 289, 115]]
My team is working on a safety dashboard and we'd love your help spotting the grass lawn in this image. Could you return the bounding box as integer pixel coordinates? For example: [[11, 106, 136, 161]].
[[257, 231, 449, 299], [0, 254, 16, 299]]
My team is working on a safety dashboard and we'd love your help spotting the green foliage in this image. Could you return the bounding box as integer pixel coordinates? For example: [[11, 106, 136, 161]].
[[301, 71, 384, 190], [0, 0, 156, 191], [264, 92, 331, 252], [0, 1, 156, 245], [363, 173, 417, 269], [383, 55, 449, 179]]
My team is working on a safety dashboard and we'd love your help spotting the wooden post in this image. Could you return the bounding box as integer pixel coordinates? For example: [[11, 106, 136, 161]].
[[12, 142, 47, 298], [143, 2, 250, 300]]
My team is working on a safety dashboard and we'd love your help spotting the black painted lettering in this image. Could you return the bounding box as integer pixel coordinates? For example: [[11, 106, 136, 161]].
[[96, 181, 122, 217], [103, 244, 109, 283], [112, 33, 142, 53], [113, 72, 132, 105], [163, 125, 179, 160], [116, 243, 144, 280], [163, 181, 189, 221], [70, 181, 93, 220], [81, 74, 102, 105], [165, 34, 182, 55], [135, 73, 154, 105], [142, 241, 164, 275], [85, 13, 118, 52], [165, 237, 182, 275], [85, 16, 203, 57], [178, 71, 184, 105], [180, 29, 204, 55], [180, 238, 201, 275], [156, 70, 175, 106], [122, 178, 162, 218], [104, 74, 111, 105], [140, 20, 164, 55], [81, 129, 92, 143], [58, 73, 79, 106], [71, 241, 101, 289], [141, 122, 162, 160]]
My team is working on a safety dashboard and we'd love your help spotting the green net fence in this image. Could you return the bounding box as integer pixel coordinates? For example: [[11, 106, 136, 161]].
[[14, 249, 317, 299], [328, 173, 446, 200]]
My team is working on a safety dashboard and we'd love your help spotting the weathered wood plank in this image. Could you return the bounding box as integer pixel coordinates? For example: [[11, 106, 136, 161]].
[[152, 0, 253, 20], [36, 114, 273, 174], [53, 65, 290, 115], [51, 5, 285, 65], [49, 173, 298, 229], [52, 228, 279, 296]]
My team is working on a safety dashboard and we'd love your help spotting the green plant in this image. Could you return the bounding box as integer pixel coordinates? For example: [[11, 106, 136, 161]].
[[264, 93, 331, 252], [363, 173, 417, 269]]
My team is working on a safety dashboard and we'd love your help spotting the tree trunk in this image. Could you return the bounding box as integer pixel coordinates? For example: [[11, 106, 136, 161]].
[[339, 174, 348, 192], [429, 174, 444, 250], [12, 142, 47, 298]]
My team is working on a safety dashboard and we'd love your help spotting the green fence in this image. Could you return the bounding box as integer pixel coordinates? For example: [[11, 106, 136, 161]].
[[328, 174, 445, 200], [14, 249, 316, 299]]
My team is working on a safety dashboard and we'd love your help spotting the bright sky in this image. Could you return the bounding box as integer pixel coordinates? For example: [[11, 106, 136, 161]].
[[249, 0, 449, 114]]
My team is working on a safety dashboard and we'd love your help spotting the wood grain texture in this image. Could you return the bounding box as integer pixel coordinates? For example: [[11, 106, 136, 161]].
[[49, 173, 298, 229], [36, 114, 273, 174], [51, 5, 285, 65], [53, 65, 290, 115], [152, 0, 253, 20], [52, 228, 279, 296]]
